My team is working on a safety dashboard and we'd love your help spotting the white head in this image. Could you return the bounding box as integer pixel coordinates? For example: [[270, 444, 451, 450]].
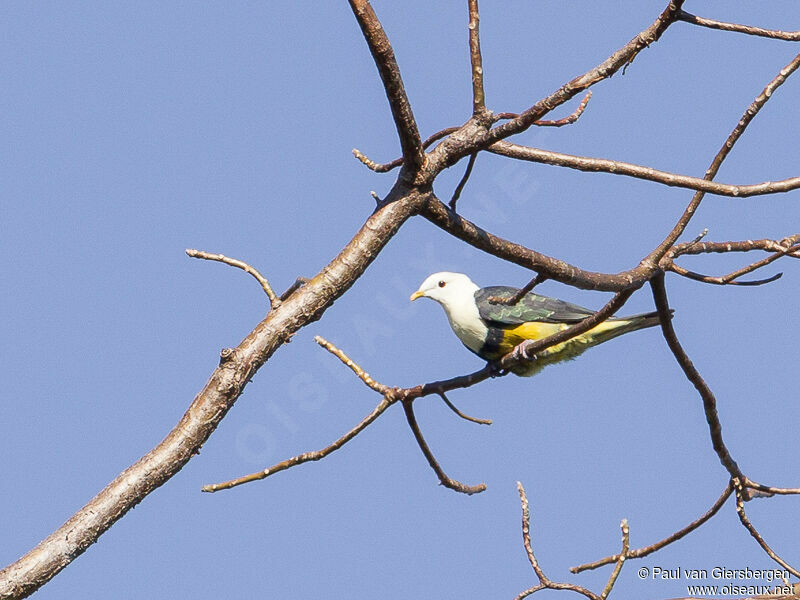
[[410, 272, 486, 353], [410, 272, 479, 306]]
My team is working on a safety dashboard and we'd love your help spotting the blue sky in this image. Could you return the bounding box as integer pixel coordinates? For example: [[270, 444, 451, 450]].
[[2, 2, 799, 598]]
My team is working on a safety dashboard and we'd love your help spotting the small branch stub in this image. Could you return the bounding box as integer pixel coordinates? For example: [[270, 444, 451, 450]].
[[186, 248, 281, 308]]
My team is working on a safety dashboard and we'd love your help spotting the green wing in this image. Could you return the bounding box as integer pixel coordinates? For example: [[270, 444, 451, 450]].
[[475, 286, 597, 326]]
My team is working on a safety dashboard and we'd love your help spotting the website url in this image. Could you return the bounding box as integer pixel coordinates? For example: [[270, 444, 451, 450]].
[[686, 584, 794, 596]]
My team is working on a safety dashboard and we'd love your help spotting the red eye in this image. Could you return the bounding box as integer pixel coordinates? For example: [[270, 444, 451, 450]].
[[438, 281, 446, 288]]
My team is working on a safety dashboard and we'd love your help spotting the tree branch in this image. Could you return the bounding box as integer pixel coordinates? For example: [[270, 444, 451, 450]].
[[186, 248, 281, 307], [437, 391, 492, 425], [498, 91, 593, 127], [203, 395, 394, 493], [600, 520, 629, 600], [420, 194, 655, 291], [650, 274, 746, 485], [487, 273, 548, 305], [734, 480, 800, 578], [402, 399, 486, 495], [644, 51, 800, 264], [571, 482, 733, 573], [429, 0, 686, 172], [488, 141, 800, 198], [348, 0, 424, 176], [449, 152, 477, 210], [467, 0, 486, 116], [353, 126, 459, 173], [679, 11, 800, 41], [0, 185, 426, 598], [515, 482, 601, 600]]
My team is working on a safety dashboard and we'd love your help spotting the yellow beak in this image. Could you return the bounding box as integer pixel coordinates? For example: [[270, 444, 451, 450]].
[[410, 290, 425, 301]]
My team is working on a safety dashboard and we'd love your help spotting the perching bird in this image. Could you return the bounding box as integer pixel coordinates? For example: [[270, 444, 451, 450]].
[[410, 272, 666, 377]]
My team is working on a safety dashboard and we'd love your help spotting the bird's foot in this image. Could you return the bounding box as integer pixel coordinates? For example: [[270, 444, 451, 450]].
[[513, 341, 538, 363]]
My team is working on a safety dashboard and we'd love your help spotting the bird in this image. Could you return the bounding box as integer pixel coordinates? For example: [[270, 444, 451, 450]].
[[410, 272, 667, 377]]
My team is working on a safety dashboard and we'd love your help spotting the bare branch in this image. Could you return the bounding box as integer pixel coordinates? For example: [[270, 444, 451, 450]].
[[353, 126, 459, 173], [744, 481, 800, 496], [468, 0, 486, 115], [438, 391, 492, 425], [650, 274, 746, 485], [352, 148, 397, 173], [488, 140, 800, 198], [679, 11, 800, 41], [487, 273, 547, 305], [219, 294, 645, 495], [202, 395, 394, 493], [667, 263, 782, 287], [429, 0, 686, 171], [449, 152, 477, 210], [518, 482, 549, 584], [668, 235, 800, 259], [348, 0, 424, 176], [314, 336, 389, 394], [420, 194, 655, 292], [572, 483, 733, 573], [402, 399, 486, 495], [497, 93, 593, 128], [516, 482, 601, 600], [734, 480, 800, 578], [0, 184, 426, 598], [644, 51, 800, 263], [600, 520, 629, 600], [186, 248, 281, 307], [279, 276, 309, 302], [664, 239, 800, 286]]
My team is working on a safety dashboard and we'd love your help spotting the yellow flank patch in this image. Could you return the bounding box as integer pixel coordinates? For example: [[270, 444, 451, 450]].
[[496, 321, 564, 354], [495, 319, 631, 357]]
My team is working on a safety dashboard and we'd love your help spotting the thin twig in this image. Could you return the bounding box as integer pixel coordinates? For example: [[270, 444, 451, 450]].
[[668, 263, 783, 287], [186, 249, 280, 307], [645, 51, 800, 263], [487, 273, 547, 305], [572, 483, 734, 573], [668, 235, 800, 259], [600, 519, 629, 600], [734, 480, 800, 578], [535, 91, 592, 127], [462, 0, 685, 160], [438, 391, 492, 425], [518, 482, 548, 583], [516, 482, 601, 600], [468, 0, 486, 115], [687, 229, 709, 247], [665, 241, 799, 286], [202, 337, 396, 492], [353, 127, 459, 173], [650, 274, 746, 487], [202, 396, 394, 493], [679, 11, 800, 41], [744, 480, 800, 496], [314, 336, 389, 394], [449, 152, 477, 210], [204, 338, 497, 494], [279, 276, 309, 301], [402, 400, 486, 495], [488, 140, 800, 198], [208, 293, 648, 494], [421, 192, 648, 292], [496, 93, 592, 127]]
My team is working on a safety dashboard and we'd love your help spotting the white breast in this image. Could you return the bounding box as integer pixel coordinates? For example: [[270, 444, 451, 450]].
[[440, 292, 489, 354]]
